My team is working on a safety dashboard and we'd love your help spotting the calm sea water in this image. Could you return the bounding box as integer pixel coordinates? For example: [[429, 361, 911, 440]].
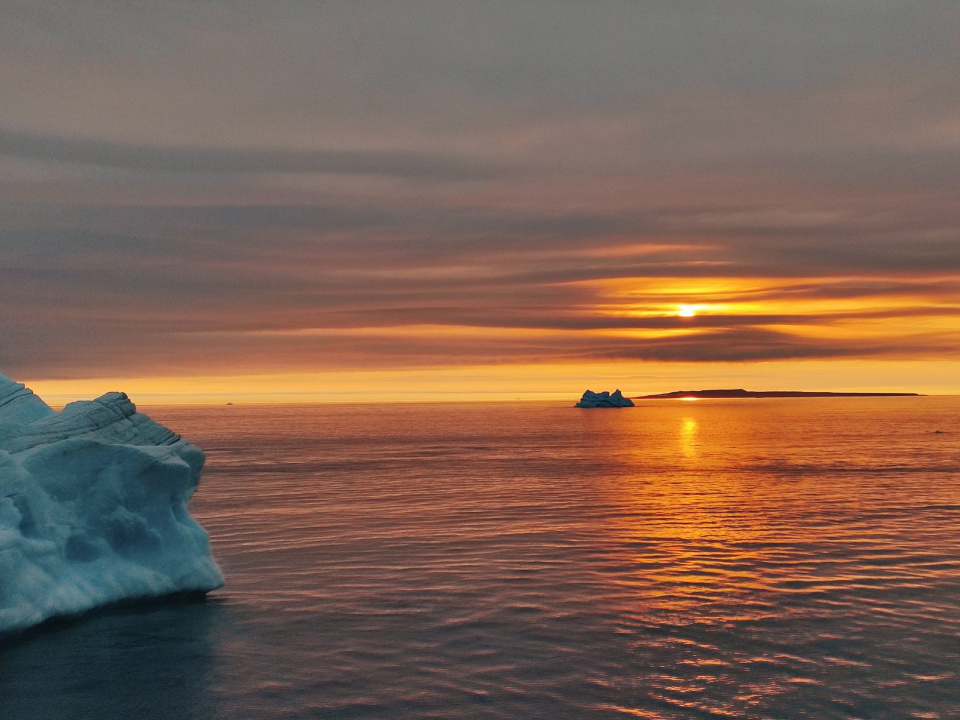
[[2, 398, 959, 719]]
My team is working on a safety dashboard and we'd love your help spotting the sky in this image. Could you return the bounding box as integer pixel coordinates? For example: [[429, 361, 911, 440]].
[[2, 1, 959, 403]]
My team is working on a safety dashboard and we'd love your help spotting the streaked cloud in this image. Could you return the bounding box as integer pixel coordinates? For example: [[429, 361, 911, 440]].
[[0, 130, 497, 180]]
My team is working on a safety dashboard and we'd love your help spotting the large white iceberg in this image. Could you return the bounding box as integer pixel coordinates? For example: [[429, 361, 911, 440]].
[[575, 389, 635, 408], [0, 373, 223, 636]]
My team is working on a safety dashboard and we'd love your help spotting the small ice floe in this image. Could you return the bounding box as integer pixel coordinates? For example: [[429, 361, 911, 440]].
[[575, 389, 635, 408], [0, 373, 223, 636]]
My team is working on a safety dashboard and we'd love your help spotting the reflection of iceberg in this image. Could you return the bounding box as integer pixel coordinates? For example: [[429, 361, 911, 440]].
[[575, 389, 635, 408], [0, 373, 223, 636]]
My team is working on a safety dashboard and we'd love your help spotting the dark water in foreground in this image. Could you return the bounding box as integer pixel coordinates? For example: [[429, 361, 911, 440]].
[[2, 398, 960, 719]]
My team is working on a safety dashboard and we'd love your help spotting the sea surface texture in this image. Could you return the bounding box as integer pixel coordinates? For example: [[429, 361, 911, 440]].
[[2, 398, 959, 719]]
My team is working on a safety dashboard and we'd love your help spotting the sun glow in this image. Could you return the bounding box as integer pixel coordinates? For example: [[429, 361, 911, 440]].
[[677, 304, 698, 318]]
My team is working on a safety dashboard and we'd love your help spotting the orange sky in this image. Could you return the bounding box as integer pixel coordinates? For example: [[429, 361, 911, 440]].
[[27, 358, 960, 406], [3, 4, 959, 403]]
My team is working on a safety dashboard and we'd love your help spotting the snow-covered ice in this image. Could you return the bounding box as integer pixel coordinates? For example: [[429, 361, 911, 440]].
[[575, 389, 635, 408], [0, 373, 223, 636]]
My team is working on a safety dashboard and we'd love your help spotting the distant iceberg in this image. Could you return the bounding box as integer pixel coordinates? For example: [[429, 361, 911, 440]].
[[0, 373, 223, 636], [575, 389, 635, 408]]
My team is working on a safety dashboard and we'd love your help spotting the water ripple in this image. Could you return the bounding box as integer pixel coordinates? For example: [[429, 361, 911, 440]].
[[3, 398, 957, 719]]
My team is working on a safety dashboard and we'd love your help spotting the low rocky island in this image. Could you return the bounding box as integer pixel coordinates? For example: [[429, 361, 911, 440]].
[[575, 389, 635, 408], [636, 388, 920, 399]]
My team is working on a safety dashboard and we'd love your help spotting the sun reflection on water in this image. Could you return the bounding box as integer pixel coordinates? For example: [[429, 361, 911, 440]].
[[680, 416, 699, 459], [604, 405, 783, 623]]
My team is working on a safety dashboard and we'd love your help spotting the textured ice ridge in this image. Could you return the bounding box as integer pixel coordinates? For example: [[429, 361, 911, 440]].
[[0, 373, 223, 635], [575, 389, 635, 408]]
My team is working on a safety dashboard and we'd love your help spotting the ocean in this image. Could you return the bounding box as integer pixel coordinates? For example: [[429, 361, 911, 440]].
[[2, 397, 959, 719]]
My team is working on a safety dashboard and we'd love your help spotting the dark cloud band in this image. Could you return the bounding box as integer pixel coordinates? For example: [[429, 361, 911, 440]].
[[0, 129, 495, 180]]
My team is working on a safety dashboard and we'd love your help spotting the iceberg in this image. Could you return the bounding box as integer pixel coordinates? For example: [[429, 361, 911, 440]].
[[0, 373, 223, 636], [575, 389, 635, 408]]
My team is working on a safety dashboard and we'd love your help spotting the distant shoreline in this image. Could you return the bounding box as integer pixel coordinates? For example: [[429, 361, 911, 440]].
[[635, 389, 921, 399]]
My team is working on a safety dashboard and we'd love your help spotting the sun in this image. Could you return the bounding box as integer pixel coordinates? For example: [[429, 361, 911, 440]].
[[677, 304, 697, 318]]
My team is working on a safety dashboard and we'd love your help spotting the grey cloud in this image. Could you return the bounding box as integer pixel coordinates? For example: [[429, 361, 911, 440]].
[[0, 130, 496, 180], [3, 1, 957, 153], [582, 329, 899, 364], [5, 198, 959, 281], [723, 147, 960, 194], [5, 317, 958, 382]]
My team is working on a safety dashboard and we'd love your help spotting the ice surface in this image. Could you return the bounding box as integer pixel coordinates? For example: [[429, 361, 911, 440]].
[[575, 389, 635, 408], [0, 373, 223, 636]]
